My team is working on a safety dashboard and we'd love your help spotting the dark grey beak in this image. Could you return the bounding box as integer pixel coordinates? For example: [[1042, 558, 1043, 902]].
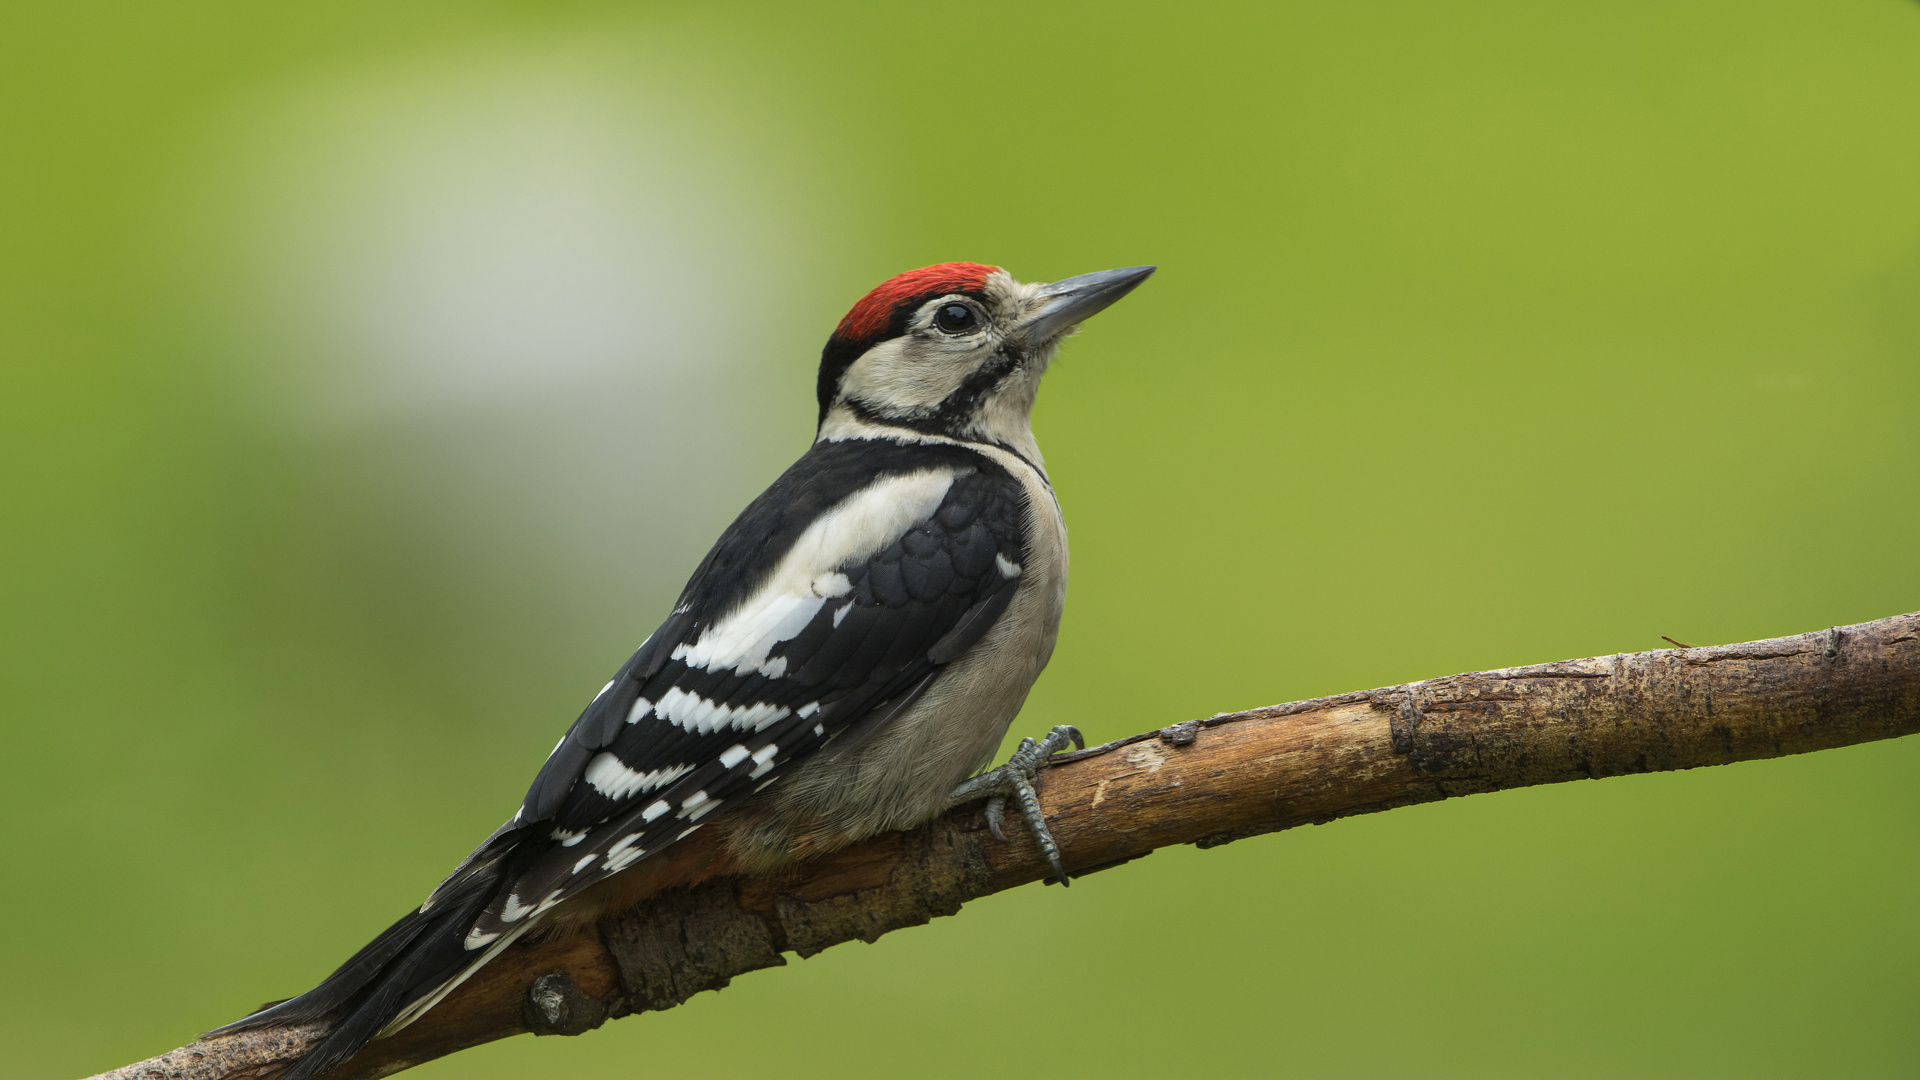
[[1016, 265, 1156, 344]]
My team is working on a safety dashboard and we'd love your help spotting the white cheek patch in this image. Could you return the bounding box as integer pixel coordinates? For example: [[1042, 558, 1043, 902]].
[[672, 470, 957, 678], [839, 336, 983, 414]]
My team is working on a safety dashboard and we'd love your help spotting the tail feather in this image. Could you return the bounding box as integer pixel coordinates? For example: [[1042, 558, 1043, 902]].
[[275, 895, 498, 1080], [204, 906, 440, 1035], [377, 921, 537, 1037], [207, 841, 521, 1080]]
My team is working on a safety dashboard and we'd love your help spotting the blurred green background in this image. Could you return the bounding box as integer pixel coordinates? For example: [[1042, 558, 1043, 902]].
[[6, 1, 1920, 1076]]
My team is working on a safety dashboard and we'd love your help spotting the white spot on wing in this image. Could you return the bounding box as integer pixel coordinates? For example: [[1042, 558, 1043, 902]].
[[500, 892, 534, 923], [550, 828, 587, 847], [996, 553, 1021, 578], [653, 687, 789, 734], [573, 854, 596, 874], [583, 753, 693, 800], [832, 602, 852, 628], [671, 592, 821, 678], [603, 832, 647, 872], [749, 744, 778, 779], [641, 799, 670, 822], [672, 470, 957, 677], [719, 744, 750, 768], [625, 697, 653, 724], [463, 928, 503, 950], [595, 679, 614, 699], [797, 701, 819, 719]]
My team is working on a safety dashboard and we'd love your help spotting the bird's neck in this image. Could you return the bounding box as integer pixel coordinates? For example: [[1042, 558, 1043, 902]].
[[816, 402, 1048, 481]]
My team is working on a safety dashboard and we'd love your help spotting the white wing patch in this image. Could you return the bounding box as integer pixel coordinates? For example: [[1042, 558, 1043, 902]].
[[671, 469, 959, 678], [679, 790, 715, 819], [583, 754, 694, 800], [749, 744, 779, 778], [653, 686, 790, 734], [603, 832, 647, 872]]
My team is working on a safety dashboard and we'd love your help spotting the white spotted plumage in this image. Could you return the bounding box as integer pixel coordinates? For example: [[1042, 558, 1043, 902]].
[[582, 755, 693, 800], [648, 687, 789, 735]]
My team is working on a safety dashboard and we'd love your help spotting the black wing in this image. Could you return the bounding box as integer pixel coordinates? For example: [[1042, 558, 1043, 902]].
[[459, 437, 1029, 942]]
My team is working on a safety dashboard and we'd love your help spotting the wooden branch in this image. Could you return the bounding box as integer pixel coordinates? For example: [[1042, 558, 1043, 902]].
[[91, 612, 1920, 1080]]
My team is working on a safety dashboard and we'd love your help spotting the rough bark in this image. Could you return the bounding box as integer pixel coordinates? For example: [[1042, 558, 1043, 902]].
[[89, 612, 1920, 1080]]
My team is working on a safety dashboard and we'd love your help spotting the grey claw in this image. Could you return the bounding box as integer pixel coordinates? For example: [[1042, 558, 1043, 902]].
[[947, 725, 1083, 886]]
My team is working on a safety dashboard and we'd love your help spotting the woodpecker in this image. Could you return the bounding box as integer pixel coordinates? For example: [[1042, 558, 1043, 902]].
[[212, 261, 1154, 1078]]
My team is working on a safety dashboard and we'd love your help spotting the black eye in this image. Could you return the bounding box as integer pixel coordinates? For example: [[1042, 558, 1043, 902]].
[[933, 302, 978, 335]]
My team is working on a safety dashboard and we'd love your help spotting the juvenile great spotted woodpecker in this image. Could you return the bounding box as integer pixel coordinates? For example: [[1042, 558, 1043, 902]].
[[211, 261, 1155, 1078]]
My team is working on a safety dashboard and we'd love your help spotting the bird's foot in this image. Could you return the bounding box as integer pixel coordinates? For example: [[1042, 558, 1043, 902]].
[[950, 725, 1084, 885]]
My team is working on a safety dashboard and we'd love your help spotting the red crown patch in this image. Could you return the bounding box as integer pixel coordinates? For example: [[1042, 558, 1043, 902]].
[[836, 262, 1000, 343]]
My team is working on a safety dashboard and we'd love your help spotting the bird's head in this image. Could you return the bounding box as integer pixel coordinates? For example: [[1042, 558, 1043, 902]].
[[815, 262, 1154, 453]]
